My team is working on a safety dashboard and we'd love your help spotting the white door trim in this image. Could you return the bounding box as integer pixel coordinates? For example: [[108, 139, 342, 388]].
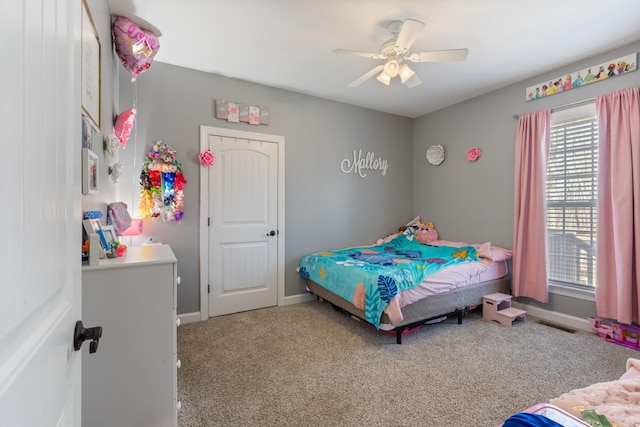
[[199, 126, 285, 320]]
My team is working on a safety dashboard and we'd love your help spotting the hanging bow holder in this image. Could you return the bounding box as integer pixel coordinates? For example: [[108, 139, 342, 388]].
[[139, 141, 187, 222]]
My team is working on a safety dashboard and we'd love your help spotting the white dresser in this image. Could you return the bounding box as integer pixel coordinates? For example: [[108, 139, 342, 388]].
[[81, 244, 179, 427]]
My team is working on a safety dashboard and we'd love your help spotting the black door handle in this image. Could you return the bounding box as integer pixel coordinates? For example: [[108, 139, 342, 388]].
[[267, 230, 276, 236], [73, 320, 103, 354]]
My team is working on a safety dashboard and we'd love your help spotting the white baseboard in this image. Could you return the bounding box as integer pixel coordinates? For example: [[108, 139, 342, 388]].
[[177, 294, 315, 325], [283, 293, 315, 305], [177, 312, 201, 325], [511, 301, 592, 332]]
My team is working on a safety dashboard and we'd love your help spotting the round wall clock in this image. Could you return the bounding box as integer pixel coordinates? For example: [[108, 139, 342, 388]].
[[426, 145, 445, 165]]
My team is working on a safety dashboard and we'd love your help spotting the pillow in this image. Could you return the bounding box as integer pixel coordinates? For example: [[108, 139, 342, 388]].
[[389, 215, 420, 237], [415, 222, 438, 244], [475, 242, 493, 261], [398, 216, 422, 233], [377, 216, 423, 244], [488, 245, 512, 261], [431, 240, 513, 261], [405, 216, 421, 228]]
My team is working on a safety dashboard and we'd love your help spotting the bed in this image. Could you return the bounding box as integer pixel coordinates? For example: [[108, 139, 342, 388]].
[[547, 358, 640, 426], [298, 218, 512, 344], [504, 358, 640, 426]]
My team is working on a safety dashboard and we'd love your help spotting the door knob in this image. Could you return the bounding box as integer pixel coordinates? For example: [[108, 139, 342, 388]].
[[73, 320, 102, 354], [266, 230, 276, 237]]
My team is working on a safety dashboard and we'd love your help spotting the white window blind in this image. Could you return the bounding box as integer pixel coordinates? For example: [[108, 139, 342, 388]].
[[547, 104, 597, 288]]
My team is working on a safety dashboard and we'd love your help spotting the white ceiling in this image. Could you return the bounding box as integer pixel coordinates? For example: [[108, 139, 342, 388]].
[[107, 0, 640, 118]]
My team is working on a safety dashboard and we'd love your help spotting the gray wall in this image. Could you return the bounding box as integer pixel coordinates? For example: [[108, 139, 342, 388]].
[[116, 63, 414, 314], [92, 0, 640, 319], [413, 41, 640, 317]]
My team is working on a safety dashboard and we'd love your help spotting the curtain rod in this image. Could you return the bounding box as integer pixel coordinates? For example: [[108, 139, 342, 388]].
[[512, 97, 596, 119]]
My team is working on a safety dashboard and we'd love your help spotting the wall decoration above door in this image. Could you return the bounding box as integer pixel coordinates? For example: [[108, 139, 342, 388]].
[[215, 99, 269, 125]]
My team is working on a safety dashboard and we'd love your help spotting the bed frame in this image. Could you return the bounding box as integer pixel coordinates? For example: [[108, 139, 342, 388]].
[[306, 275, 511, 344]]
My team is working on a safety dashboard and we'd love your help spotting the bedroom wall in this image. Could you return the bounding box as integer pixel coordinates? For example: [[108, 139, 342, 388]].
[[116, 62, 414, 315], [81, 0, 119, 216], [106, 9, 639, 320], [413, 41, 640, 320]]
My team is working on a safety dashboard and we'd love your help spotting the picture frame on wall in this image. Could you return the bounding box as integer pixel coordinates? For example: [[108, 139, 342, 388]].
[[82, 148, 99, 195], [82, 114, 92, 149], [81, 114, 102, 150], [81, 0, 101, 129]]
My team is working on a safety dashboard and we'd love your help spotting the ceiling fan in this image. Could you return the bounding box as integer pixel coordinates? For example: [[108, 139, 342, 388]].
[[334, 19, 468, 88]]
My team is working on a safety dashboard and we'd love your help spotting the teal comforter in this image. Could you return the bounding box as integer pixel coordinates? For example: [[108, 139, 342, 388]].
[[298, 233, 479, 329]]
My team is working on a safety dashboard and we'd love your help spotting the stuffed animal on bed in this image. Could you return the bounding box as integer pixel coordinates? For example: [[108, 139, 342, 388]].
[[415, 222, 438, 244]]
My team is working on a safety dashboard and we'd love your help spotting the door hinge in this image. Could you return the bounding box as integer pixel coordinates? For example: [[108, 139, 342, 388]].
[[208, 284, 210, 294], [208, 217, 210, 226]]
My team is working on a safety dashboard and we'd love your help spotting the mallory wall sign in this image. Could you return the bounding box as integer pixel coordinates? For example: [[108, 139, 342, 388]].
[[341, 149, 389, 178]]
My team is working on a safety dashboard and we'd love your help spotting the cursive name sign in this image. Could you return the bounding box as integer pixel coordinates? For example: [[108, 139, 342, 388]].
[[340, 149, 389, 178]]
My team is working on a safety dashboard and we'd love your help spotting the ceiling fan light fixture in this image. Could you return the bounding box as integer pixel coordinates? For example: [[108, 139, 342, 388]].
[[383, 59, 399, 78], [376, 71, 391, 86], [334, 18, 467, 88], [404, 73, 422, 88], [398, 63, 415, 84]]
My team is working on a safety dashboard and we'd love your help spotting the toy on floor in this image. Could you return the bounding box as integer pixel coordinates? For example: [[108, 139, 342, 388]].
[[588, 316, 640, 350]]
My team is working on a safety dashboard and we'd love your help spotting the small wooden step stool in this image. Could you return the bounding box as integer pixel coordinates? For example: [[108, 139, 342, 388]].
[[482, 292, 526, 327]]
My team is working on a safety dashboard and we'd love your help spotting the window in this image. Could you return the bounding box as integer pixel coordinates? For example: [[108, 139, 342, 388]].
[[546, 104, 597, 289]]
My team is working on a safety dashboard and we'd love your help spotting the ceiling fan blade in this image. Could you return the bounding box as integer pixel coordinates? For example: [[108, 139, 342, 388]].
[[347, 65, 384, 88], [333, 49, 385, 59], [394, 19, 425, 54], [404, 73, 422, 88], [407, 48, 469, 63]]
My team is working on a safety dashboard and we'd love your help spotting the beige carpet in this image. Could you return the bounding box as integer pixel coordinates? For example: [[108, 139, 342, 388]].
[[177, 300, 638, 427]]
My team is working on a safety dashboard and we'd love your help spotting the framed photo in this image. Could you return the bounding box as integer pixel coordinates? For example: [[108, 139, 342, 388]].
[[82, 148, 99, 194], [82, 115, 92, 149], [83, 218, 107, 260], [82, 218, 101, 237], [99, 225, 118, 258], [81, 0, 101, 129], [81, 114, 102, 150]]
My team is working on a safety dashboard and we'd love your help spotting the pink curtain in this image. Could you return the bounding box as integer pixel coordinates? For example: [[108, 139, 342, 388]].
[[513, 110, 551, 302], [595, 86, 640, 325]]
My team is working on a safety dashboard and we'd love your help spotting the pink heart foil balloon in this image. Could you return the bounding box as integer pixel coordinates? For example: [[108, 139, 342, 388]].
[[112, 16, 160, 81], [114, 107, 136, 147]]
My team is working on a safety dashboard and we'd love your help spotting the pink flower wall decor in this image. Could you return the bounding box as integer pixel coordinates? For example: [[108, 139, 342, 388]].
[[467, 147, 482, 162], [199, 149, 216, 167]]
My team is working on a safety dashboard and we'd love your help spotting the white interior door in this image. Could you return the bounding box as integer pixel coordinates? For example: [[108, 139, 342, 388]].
[[0, 1, 81, 425], [200, 127, 284, 317]]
